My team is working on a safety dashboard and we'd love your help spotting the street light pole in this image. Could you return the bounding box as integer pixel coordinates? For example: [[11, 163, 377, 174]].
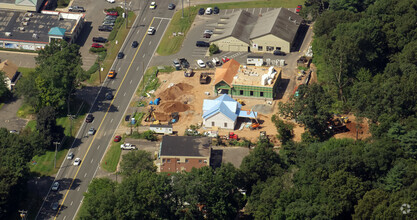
[[98, 58, 102, 84], [181, 0, 184, 18], [124, 0, 128, 28], [19, 210, 27, 220], [53, 142, 60, 168]]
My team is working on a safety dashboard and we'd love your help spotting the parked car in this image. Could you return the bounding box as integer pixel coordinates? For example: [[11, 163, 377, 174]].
[[204, 30, 213, 35], [203, 33, 211, 38], [106, 11, 118, 16], [168, 3, 175, 10], [88, 127, 95, 135], [106, 0, 115, 3], [73, 158, 81, 166], [120, 143, 136, 150], [197, 59, 206, 68], [117, 52, 124, 59], [222, 56, 230, 63], [132, 41, 139, 48], [147, 27, 156, 35], [196, 41, 210, 47], [86, 114, 94, 123], [51, 182, 59, 191], [273, 50, 286, 56], [67, 152, 74, 160], [212, 57, 221, 66], [173, 59, 181, 70], [213, 6, 220, 14], [104, 17, 117, 22], [198, 8, 205, 15], [150, 2, 156, 9], [296, 5, 302, 13], [114, 135, 122, 142], [105, 92, 113, 100], [51, 202, 59, 211], [125, 115, 131, 121], [69, 6, 85, 12], [206, 61, 214, 68], [205, 7, 213, 15], [91, 43, 103, 48], [98, 25, 113, 31], [179, 58, 189, 68], [92, 37, 107, 43], [108, 70, 116, 78], [102, 21, 115, 26]]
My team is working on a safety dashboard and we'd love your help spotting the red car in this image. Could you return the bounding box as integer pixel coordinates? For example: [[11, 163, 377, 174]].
[[106, 11, 118, 16], [91, 43, 103, 48], [296, 5, 302, 13], [222, 56, 230, 63], [114, 135, 121, 142]]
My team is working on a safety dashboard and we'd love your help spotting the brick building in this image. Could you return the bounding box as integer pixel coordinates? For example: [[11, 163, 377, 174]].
[[158, 136, 211, 173]]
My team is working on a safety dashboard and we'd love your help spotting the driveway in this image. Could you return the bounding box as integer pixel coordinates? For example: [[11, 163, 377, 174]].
[[0, 97, 29, 131]]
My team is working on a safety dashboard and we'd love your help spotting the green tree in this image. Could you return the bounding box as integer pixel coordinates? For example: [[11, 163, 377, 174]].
[[209, 44, 219, 55], [0, 71, 11, 102], [120, 150, 156, 177], [36, 106, 59, 150], [353, 189, 389, 220], [271, 115, 294, 145], [79, 178, 117, 220]]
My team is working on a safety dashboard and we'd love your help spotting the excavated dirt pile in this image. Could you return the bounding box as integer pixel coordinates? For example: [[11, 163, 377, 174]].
[[156, 83, 193, 113]]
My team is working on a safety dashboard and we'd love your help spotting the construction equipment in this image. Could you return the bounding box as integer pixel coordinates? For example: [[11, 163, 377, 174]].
[[144, 106, 159, 124], [228, 132, 238, 140], [328, 115, 349, 133], [236, 99, 245, 105], [259, 131, 267, 140], [200, 72, 210, 84], [184, 68, 193, 77], [169, 112, 179, 124], [250, 122, 260, 130]]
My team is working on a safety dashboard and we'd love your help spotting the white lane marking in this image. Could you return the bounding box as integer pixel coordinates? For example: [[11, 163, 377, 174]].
[[124, 92, 126, 96], [142, 54, 145, 58], [110, 118, 113, 123], [104, 132, 107, 136], [137, 30, 140, 34], [130, 79, 132, 84], [111, 80, 114, 85], [156, 19, 163, 30], [70, 201, 73, 206], [149, 41, 152, 45], [117, 106, 119, 110], [91, 158, 94, 163], [118, 67, 121, 71], [137, 66, 140, 71], [97, 145, 100, 150], [143, 17, 146, 22], [253, 8, 255, 13], [84, 173, 87, 177], [63, 216, 66, 220], [77, 188, 80, 191]]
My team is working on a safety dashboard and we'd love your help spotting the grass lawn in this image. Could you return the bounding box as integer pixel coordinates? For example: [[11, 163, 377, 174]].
[[88, 12, 136, 84], [101, 140, 123, 172], [157, 0, 304, 56], [17, 103, 35, 118], [30, 149, 68, 176], [26, 120, 37, 131], [137, 66, 160, 97], [18, 67, 36, 76]]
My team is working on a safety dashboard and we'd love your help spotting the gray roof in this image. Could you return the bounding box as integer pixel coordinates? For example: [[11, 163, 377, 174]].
[[210, 10, 257, 44], [250, 8, 303, 43], [160, 136, 211, 157]]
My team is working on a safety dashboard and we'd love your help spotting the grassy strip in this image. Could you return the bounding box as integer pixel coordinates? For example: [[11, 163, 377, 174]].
[[88, 12, 136, 84], [26, 120, 36, 132], [18, 67, 36, 76], [137, 67, 160, 97], [101, 141, 123, 172], [30, 149, 68, 176], [0, 47, 38, 53], [157, 0, 304, 56]]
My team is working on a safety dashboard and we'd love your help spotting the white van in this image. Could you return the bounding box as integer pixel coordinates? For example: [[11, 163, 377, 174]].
[[205, 7, 213, 15]]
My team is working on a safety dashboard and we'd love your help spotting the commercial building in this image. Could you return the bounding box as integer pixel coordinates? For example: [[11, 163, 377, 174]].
[[0, 0, 44, 12], [210, 8, 303, 53], [158, 136, 211, 172], [213, 59, 282, 100], [0, 10, 85, 50]]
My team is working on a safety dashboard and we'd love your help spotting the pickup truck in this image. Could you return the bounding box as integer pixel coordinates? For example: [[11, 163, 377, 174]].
[[69, 6, 85, 12], [120, 143, 136, 150]]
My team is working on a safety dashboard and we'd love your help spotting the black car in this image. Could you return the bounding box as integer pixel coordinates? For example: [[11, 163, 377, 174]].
[[105, 92, 113, 100], [86, 114, 94, 123], [132, 41, 138, 48], [273, 50, 286, 56], [179, 58, 189, 68], [168, 3, 175, 10], [117, 52, 124, 59], [98, 25, 113, 32], [196, 41, 210, 47], [213, 6, 220, 14], [92, 37, 107, 43], [198, 8, 205, 15], [206, 61, 214, 68], [125, 115, 131, 121]]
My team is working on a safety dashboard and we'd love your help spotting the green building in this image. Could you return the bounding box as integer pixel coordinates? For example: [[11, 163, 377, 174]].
[[213, 59, 282, 100]]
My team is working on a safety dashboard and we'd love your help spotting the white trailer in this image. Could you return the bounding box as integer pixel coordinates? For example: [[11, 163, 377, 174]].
[[149, 124, 173, 135]]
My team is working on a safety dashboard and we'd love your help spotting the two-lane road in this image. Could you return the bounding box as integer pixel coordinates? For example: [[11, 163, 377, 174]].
[[36, 1, 176, 219]]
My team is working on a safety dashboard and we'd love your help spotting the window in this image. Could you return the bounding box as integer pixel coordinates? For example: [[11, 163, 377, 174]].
[[258, 46, 263, 51], [250, 91, 254, 96], [185, 159, 189, 163], [266, 46, 274, 51], [276, 47, 281, 50], [260, 92, 264, 97], [240, 90, 243, 95], [212, 121, 215, 126], [199, 160, 202, 163], [162, 159, 166, 163], [224, 122, 227, 127], [167, 159, 171, 163]]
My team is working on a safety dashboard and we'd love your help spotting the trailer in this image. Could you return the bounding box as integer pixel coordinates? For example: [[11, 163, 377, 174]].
[[247, 55, 263, 66], [149, 124, 173, 135]]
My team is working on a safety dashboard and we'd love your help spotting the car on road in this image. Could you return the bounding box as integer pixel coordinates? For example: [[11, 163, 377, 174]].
[[131, 41, 139, 48], [98, 25, 113, 31], [114, 135, 122, 142], [150, 2, 156, 9], [69, 6, 85, 12], [168, 3, 175, 10], [173, 59, 181, 70], [120, 143, 136, 150], [205, 7, 213, 15], [147, 27, 156, 35], [92, 37, 107, 43], [117, 52, 124, 59], [296, 5, 302, 13], [108, 70, 116, 78], [105, 92, 113, 100], [73, 158, 81, 166], [214, 6, 220, 14], [88, 127, 95, 135], [51, 202, 59, 211], [67, 152, 74, 160], [180, 58, 189, 68], [91, 43, 104, 48], [198, 8, 205, 15], [86, 114, 94, 123], [273, 50, 286, 56], [51, 182, 59, 191], [197, 59, 206, 68], [106, 0, 115, 3], [106, 11, 118, 16], [222, 56, 230, 63], [196, 41, 210, 47]]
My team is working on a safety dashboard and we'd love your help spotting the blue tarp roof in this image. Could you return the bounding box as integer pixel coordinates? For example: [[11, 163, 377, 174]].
[[48, 27, 66, 36], [202, 94, 249, 121], [237, 109, 257, 118]]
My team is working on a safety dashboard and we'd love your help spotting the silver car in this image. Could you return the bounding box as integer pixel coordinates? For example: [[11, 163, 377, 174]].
[[51, 182, 59, 191]]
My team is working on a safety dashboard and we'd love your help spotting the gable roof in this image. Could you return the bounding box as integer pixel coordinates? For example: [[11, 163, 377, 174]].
[[213, 59, 241, 87], [160, 136, 211, 157], [0, 60, 18, 79], [210, 10, 257, 44], [202, 94, 242, 121], [15, 0, 37, 6], [48, 27, 66, 36], [250, 8, 303, 43]]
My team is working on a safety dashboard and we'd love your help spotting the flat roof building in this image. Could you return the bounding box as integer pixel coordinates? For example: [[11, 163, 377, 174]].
[[0, 0, 44, 12]]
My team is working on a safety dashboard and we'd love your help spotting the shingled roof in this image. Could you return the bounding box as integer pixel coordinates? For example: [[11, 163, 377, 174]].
[[160, 136, 211, 157], [213, 59, 241, 87], [210, 10, 257, 44]]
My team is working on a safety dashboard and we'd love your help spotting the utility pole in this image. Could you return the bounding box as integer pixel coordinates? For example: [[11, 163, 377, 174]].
[[67, 114, 75, 136], [19, 210, 27, 220], [53, 142, 60, 168], [181, 0, 184, 18], [98, 58, 102, 84], [124, 0, 128, 28]]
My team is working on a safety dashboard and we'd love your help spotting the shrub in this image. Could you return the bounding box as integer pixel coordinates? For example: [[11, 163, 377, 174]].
[[89, 47, 107, 53], [209, 44, 219, 55]]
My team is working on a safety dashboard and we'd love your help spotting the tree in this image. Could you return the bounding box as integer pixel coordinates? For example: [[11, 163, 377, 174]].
[[79, 178, 117, 220], [36, 106, 59, 150], [271, 115, 294, 145], [120, 150, 156, 177], [353, 189, 389, 220], [0, 71, 11, 102], [209, 44, 219, 55]]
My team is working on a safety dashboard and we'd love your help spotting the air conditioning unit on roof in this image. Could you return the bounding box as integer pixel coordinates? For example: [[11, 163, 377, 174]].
[[18, 27, 25, 31], [5, 32, 11, 36]]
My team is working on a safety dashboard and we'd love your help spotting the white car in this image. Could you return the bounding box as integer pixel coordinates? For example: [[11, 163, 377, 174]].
[[120, 143, 136, 150], [67, 152, 74, 160], [73, 158, 81, 166], [150, 2, 156, 9], [197, 59, 206, 68], [147, 27, 156, 35], [51, 182, 59, 191], [205, 7, 213, 15], [204, 30, 213, 35], [106, 0, 115, 3], [88, 127, 95, 135]]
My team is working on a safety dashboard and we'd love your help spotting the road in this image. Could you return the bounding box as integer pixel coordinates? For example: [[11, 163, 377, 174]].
[[35, 1, 176, 219]]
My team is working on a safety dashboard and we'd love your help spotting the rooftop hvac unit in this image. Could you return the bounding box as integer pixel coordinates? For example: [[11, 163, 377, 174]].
[[18, 27, 25, 31], [32, 33, 38, 39], [22, 22, 28, 26], [25, 13, 33, 17], [5, 32, 11, 36], [23, 17, 30, 21]]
